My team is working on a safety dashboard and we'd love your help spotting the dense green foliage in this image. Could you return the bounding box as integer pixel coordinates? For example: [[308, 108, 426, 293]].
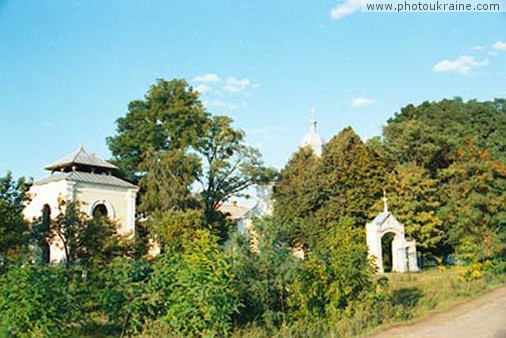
[[0, 172, 30, 260], [439, 144, 506, 270], [383, 98, 506, 174], [107, 79, 274, 242], [385, 163, 446, 256], [0, 266, 82, 337], [30, 199, 128, 268], [380, 98, 506, 267], [287, 217, 376, 321], [315, 127, 386, 227], [106, 79, 208, 184], [1, 85, 505, 337], [273, 97, 506, 275], [274, 127, 387, 249]]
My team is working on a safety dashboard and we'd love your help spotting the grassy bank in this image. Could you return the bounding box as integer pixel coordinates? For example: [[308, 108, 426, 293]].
[[363, 268, 506, 336], [233, 268, 506, 338]]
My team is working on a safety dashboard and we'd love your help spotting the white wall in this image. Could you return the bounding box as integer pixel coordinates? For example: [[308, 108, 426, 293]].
[[24, 178, 137, 263]]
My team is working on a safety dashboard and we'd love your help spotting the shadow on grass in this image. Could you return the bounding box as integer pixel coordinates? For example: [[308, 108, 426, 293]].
[[392, 287, 424, 308], [75, 321, 122, 338]]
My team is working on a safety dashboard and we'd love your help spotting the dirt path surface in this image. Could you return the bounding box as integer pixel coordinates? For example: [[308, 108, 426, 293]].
[[373, 286, 506, 338]]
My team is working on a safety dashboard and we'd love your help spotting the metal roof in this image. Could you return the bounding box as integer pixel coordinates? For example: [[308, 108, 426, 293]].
[[219, 203, 251, 220], [45, 146, 117, 171], [34, 171, 137, 189], [371, 211, 391, 226]]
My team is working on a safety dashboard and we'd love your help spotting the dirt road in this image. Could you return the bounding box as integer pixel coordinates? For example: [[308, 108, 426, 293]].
[[373, 286, 506, 338]]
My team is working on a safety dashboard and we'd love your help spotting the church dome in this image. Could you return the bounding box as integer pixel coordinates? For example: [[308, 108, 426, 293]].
[[300, 109, 324, 156]]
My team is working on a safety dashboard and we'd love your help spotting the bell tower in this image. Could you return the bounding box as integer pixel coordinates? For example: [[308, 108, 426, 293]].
[[24, 146, 138, 264]]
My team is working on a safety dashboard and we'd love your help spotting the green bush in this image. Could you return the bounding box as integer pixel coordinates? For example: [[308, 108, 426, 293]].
[[0, 265, 82, 337], [144, 230, 239, 336], [96, 257, 152, 335]]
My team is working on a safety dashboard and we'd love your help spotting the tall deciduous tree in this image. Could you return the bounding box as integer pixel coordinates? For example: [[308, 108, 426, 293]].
[[107, 78, 208, 183], [385, 163, 446, 257], [383, 98, 506, 174], [0, 172, 30, 260], [198, 115, 266, 212], [107, 79, 274, 242], [197, 115, 276, 237], [314, 127, 387, 235], [274, 128, 387, 250], [273, 146, 319, 246], [439, 143, 506, 266], [138, 148, 201, 214]]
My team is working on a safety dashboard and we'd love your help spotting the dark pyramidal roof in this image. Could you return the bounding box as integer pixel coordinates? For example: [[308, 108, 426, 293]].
[[45, 145, 117, 172]]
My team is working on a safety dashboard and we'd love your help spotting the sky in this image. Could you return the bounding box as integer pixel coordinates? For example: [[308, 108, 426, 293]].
[[1, 0, 505, 180]]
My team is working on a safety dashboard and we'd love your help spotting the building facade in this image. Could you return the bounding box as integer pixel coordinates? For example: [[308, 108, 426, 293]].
[[23, 146, 138, 264]]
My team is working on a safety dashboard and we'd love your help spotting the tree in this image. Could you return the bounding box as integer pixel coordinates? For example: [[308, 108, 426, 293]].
[[273, 146, 319, 246], [385, 163, 446, 258], [273, 128, 386, 250], [381, 98, 506, 264], [108, 79, 274, 242], [39, 199, 126, 267], [0, 172, 30, 261], [150, 209, 204, 252], [313, 127, 387, 239], [226, 217, 299, 328], [439, 144, 506, 268], [287, 217, 376, 322], [107, 78, 208, 183], [383, 98, 506, 174], [138, 148, 201, 215], [196, 115, 276, 236]]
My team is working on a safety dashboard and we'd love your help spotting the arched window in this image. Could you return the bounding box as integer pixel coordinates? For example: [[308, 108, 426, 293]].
[[42, 204, 50, 229], [41, 204, 51, 264], [92, 203, 109, 219]]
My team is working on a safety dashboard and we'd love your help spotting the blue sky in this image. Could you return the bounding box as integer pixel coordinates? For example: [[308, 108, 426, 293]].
[[1, 0, 505, 179]]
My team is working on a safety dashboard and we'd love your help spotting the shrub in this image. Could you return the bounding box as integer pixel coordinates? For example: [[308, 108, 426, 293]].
[[0, 265, 82, 337]]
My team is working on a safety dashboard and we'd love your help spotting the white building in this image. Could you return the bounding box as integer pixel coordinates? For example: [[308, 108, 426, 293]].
[[300, 107, 325, 157], [24, 146, 138, 264]]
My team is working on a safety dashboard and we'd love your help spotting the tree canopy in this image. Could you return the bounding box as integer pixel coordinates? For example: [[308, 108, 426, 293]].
[[0, 172, 30, 260]]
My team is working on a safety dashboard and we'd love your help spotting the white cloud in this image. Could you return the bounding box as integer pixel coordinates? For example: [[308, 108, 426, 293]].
[[349, 97, 375, 108], [488, 50, 500, 57], [492, 41, 506, 51], [204, 99, 240, 111], [249, 127, 284, 140], [472, 45, 485, 51], [247, 127, 284, 149], [433, 55, 487, 74], [194, 84, 212, 94], [330, 0, 361, 20], [222, 77, 257, 93], [192, 73, 220, 83]]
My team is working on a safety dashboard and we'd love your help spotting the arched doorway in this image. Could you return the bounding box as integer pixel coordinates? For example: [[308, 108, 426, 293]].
[[366, 206, 419, 273], [381, 232, 395, 273]]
